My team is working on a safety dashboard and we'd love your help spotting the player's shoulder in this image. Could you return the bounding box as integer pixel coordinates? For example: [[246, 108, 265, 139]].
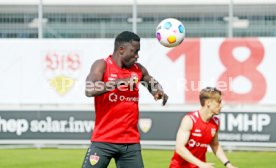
[[135, 62, 144, 70], [93, 59, 106, 67], [187, 111, 200, 118], [89, 59, 107, 73], [211, 115, 220, 126], [180, 114, 194, 130], [186, 111, 199, 123], [132, 63, 141, 70], [133, 63, 146, 74]]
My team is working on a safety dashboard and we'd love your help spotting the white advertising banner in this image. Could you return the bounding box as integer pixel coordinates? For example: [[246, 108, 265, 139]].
[[0, 38, 275, 105]]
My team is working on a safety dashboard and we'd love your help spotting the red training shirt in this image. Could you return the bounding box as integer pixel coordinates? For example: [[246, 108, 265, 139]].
[[170, 111, 220, 168], [91, 55, 143, 143]]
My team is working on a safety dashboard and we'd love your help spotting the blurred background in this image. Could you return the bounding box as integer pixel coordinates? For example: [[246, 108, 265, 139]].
[[0, 0, 276, 167], [1, 0, 276, 38]]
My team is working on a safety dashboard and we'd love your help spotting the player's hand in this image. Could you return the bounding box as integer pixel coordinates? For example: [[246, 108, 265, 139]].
[[153, 90, 168, 106], [199, 162, 215, 168]]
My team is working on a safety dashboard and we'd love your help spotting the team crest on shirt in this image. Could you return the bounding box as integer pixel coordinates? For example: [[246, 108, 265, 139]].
[[139, 118, 152, 133], [90, 153, 100, 165], [131, 73, 139, 84], [211, 128, 217, 137]]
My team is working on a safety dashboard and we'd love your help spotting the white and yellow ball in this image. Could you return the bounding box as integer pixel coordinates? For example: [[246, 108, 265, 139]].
[[156, 18, 185, 48]]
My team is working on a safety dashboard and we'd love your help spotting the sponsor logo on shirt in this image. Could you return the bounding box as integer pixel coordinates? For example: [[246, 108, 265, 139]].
[[108, 77, 116, 81], [108, 74, 118, 81], [109, 93, 118, 102], [108, 93, 138, 102], [110, 73, 118, 77], [192, 133, 202, 137], [195, 129, 201, 133], [188, 139, 208, 148]]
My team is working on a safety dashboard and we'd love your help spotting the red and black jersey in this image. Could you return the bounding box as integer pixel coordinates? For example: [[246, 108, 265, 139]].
[[91, 55, 143, 143]]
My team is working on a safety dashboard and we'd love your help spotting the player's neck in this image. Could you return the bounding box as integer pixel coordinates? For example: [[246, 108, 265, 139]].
[[199, 108, 212, 122], [111, 53, 123, 68]]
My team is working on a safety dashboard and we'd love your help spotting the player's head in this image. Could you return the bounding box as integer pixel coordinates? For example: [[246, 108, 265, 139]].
[[114, 31, 140, 50], [199, 87, 222, 115], [114, 31, 140, 68]]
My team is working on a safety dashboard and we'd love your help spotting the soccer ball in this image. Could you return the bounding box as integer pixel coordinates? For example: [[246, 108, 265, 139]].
[[156, 18, 185, 48]]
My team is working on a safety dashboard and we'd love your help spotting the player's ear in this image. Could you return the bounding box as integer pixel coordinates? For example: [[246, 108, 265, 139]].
[[206, 99, 210, 108], [119, 45, 125, 55]]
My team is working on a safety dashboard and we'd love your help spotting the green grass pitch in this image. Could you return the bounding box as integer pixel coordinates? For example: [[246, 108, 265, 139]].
[[0, 148, 275, 168]]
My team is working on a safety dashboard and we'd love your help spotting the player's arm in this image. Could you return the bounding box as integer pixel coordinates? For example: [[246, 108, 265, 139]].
[[85, 59, 134, 97], [175, 116, 214, 168], [137, 63, 168, 105], [210, 131, 237, 168]]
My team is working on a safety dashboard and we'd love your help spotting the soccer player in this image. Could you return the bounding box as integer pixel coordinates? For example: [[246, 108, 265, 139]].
[[82, 31, 168, 168], [170, 87, 237, 168]]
